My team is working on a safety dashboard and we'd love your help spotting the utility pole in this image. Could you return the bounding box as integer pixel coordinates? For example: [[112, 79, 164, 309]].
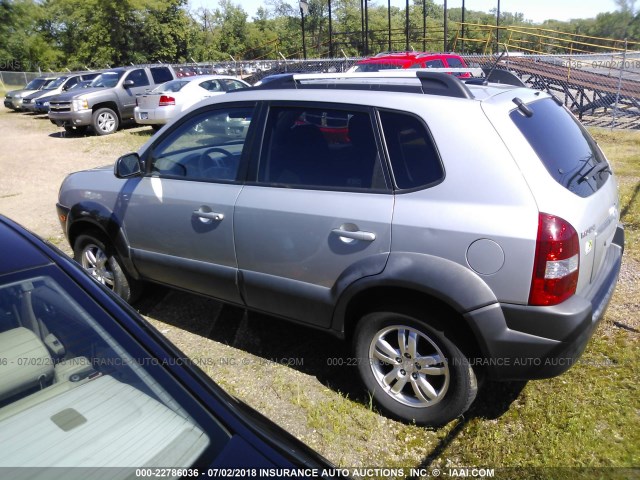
[[300, 1, 308, 60]]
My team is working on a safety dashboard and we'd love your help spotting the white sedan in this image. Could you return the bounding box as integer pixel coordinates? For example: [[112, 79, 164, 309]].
[[134, 75, 250, 130]]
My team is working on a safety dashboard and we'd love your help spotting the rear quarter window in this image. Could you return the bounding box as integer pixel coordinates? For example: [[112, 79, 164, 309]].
[[379, 110, 444, 190], [510, 98, 610, 198]]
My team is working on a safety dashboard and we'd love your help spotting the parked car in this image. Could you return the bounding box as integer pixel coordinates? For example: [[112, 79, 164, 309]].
[[4, 76, 57, 111], [21, 72, 100, 114], [349, 51, 472, 78], [134, 75, 250, 130], [48, 65, 176, 135], [57, 70, 624, 427], [0, 214, 337, 475]]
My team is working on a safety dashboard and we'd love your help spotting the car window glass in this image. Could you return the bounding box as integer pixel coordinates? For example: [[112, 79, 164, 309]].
[[200, 80, 222, 92], [425, 59, 445, 68], [153, 80, 188, 93], [220, 79, 246, 91], [447, 57, 464, 68], [24, 78, 47, 90], [91, 71, 124, 88], [149, 105, 255, 182], [65, 76, 79, 89], [125, 69, 149, 87], [45, 77, 66, 89], [379, 110, 444, 189], [150, 66, 174, 84], [258, 106, 386, 190], [0, 271, 228, 469], [510, 97, 609, 197]]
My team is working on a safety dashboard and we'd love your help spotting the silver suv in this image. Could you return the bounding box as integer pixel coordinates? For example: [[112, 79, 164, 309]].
[[56, 70, 624, 427]]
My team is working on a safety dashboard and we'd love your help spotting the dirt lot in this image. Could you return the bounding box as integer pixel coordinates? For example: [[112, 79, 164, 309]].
[[1, 107, 638, 471]]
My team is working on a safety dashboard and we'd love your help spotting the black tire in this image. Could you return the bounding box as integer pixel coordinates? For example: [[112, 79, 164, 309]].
[[92, 107, 119, 135], [353, 311, 477, 427], [151, 124, 162, 132], [64, 125, 88, 136], [73, 233, 141, 302]]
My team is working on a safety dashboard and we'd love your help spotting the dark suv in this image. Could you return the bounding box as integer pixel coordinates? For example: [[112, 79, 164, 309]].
[[56, 70, 623, 427]]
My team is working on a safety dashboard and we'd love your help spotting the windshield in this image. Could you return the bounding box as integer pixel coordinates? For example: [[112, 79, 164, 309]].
[[153, 80, 190, 93], [0, 268, 227, 471], [68, 81, 91, 91], [24, 78, 48, 90], [90, 71, 124, 88], [44, 77, 67, 90]]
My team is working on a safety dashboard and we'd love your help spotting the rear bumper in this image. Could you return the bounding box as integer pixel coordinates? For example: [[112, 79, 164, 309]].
[[134, 107, 173, 125], [465, 224, 624, 380]]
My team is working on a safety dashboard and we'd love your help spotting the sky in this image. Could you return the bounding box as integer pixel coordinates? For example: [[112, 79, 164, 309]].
[[189, 0, 620, 24]]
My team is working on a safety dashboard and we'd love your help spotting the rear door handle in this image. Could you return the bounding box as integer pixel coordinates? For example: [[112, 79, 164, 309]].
[[331, 228, 376, 242]]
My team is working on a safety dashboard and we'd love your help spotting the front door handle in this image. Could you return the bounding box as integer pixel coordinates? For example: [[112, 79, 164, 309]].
[[193, 209, 224, 221], [331, 228, 376, 242]]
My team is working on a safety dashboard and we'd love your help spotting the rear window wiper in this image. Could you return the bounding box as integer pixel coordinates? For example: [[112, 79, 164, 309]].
[[577, 162, 612, 184]]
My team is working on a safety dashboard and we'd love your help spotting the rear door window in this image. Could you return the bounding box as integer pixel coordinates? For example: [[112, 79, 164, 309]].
[[258, 105, 387, 191], [510, 98, 610, 197]]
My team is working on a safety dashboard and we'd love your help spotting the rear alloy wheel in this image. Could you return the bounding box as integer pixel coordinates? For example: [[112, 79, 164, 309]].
[[92, 107, 119, 135], [354, 311, 477, 427], [73, 233, 140, 302]]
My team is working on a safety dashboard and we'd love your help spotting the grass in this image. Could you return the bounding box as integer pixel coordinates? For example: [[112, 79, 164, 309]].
[[592, 128, 640, 262]]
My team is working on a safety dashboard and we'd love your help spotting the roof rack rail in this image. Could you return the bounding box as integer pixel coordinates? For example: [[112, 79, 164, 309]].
[[253, 71, 475, 99]]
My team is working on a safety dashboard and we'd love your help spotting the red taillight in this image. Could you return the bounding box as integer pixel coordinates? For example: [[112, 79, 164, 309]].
[[529, 213, 580, 306], [159, 95, 175, 106]]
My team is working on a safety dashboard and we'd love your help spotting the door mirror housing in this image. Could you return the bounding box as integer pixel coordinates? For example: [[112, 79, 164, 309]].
[[115, 153, 143, 178]]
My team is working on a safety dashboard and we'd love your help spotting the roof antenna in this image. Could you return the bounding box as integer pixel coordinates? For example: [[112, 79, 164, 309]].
[[483, 50, 507, 85]]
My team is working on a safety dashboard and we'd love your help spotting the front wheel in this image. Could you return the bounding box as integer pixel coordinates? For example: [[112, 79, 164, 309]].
[[92, 107, 119, 135], [353, 311, 477, 427], [73, 233, 140, 302]]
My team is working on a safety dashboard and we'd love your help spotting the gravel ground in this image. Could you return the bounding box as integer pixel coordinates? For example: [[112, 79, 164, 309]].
[[1, 107, 638, 469]]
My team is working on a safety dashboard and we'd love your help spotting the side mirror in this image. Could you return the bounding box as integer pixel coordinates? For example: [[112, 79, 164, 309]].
[[123, 79, 135, 88], [114, 153, 142, 178]]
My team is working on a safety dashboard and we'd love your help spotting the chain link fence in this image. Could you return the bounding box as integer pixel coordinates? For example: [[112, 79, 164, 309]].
[[3, 51, 640, 129], [0, 71, 45, 90]]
